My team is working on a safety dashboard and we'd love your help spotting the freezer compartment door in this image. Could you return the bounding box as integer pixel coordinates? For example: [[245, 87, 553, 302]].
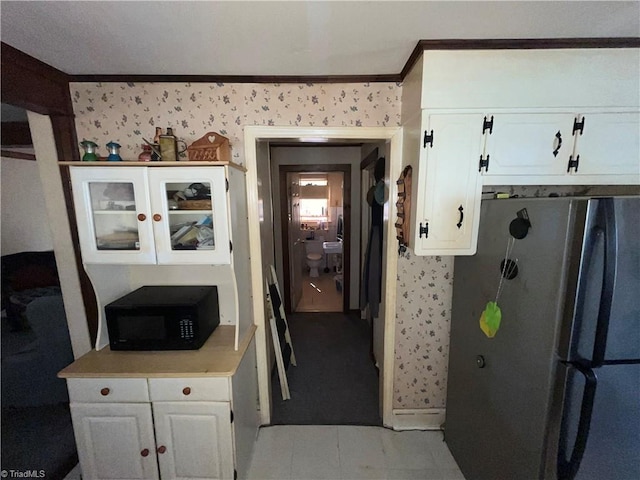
[[568, 197, 640, 364], [557, 362, 640, 480]]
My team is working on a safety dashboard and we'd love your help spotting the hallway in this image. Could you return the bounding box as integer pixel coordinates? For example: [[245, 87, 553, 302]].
[[271, 312, 380, 426]]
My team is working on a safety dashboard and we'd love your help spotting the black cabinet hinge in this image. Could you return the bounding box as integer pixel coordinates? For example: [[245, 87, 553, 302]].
[[483, 116, 494, 135], [419, 222, 429, 238], [423, 130, 434, 148], [230, 241, 233, 253], [234, 469, 238, 480], [478, 154, 490, 172], [567, 155, 580, 173], [230, 409, 234, 423], [573, 117, 585, 136], [225, 178, 229, 192]]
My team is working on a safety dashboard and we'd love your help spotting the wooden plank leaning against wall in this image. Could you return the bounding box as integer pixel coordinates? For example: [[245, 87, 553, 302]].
[[1, 41, 98, 347]]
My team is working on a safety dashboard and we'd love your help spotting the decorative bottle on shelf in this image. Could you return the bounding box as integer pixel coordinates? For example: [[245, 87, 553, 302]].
[[138, 144, 152, 162], [79, 139, 98, 161], [105, 141, 122, 161], [159, 126, 178, 161], [152, 127, 162, 161]]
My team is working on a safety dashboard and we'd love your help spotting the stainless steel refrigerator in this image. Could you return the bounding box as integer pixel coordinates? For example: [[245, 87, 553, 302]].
[[445, 196, 640, 480]]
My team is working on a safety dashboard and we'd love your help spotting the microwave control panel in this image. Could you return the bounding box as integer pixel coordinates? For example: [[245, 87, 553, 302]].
[[179, 318, 195, 340]]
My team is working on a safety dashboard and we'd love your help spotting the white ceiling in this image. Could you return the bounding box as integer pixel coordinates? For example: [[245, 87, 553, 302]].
[[1, 1, 639, 77]]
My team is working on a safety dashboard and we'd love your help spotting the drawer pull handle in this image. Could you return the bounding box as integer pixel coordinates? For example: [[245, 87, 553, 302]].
[[182, 387, 191, 396], [141, 448, 150, 457], [137, 213, 146, 222], [157, 446, 167, 454], [153, 213, 162, 222], [100, 388, 110, 396]]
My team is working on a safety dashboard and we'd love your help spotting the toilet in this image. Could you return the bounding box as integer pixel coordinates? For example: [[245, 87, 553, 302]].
[[304, 239, 324, 277]]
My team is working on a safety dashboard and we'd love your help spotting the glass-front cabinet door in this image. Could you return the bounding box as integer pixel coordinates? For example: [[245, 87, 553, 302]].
[[70, 166, 231, 265], [70, 167, 156, 264], [148, 168, 230, 265]]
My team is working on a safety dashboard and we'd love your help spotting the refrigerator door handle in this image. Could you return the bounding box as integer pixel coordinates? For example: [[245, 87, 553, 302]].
[[592, 198, 617, 367], [557, 363, 597, 480]]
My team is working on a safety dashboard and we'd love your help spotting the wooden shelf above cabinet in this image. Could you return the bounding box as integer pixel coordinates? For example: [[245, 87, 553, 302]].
[[59, 160, 247, 172]]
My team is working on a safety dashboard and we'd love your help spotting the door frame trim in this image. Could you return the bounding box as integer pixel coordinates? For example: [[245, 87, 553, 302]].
[[244, 126, 402, 427], [278, 164, 351, 314]]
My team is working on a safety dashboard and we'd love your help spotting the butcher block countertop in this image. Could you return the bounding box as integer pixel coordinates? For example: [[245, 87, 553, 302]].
[[58, 325, 256, 379]]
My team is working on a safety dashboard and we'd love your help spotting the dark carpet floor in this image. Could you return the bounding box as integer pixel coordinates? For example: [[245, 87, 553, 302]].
[[1, 404, 78, 479], [270, 311, 381, 426]]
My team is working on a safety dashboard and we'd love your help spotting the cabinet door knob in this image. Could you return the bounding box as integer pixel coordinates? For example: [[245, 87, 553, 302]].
[[100, 387, 110, 396], [140, 448, 150, 457], [157, 446, 167, 454], [137, 213, 147, 222], [182, 387, 191, 396], [153, 213, 162, 222]]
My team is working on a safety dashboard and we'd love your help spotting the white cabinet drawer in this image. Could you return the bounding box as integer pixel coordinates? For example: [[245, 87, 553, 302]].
[[67, 378, 149, 403], [148, 377, 229, 402]]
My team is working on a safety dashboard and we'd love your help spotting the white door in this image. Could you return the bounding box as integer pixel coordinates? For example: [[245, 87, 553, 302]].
[[412, 112, 484, 255], [483, 113, 576, 179], [70, 403, 159, 480], [152, 402, 235, 480], [70, 167, 156, 264], [148, 168, 231, 265], [573, 112, 640, 178]]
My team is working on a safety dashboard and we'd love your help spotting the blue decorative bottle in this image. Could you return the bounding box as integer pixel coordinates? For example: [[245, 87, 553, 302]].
[[106, 141, 122, 161]]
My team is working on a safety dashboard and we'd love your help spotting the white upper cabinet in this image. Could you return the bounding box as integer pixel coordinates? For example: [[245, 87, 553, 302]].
[[482, 113, 576, 178], [408, 111, 484, 255], [482, 111, 640, 185], [572, 112, 640, 179], [401, 47, 639, 255], [418, 49, 640, 111], [148, 168, 231, 265], [70, 166, 231, 265]]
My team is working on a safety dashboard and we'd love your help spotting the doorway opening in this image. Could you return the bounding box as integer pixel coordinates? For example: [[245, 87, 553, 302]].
[[279, 164, 350, 314], [245, 126, 401, 428]]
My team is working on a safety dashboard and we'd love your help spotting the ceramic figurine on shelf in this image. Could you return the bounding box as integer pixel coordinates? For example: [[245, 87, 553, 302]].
[[79, 139, 98, 161], [106, 141, 122, 161]]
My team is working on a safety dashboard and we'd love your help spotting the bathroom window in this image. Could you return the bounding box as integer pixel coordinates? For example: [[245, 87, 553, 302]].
[[300, 175, 329, 223], [300, 198, 328, 221]]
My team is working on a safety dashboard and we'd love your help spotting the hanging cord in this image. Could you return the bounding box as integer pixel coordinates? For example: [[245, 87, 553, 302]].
[[495, 237, 516, 303]]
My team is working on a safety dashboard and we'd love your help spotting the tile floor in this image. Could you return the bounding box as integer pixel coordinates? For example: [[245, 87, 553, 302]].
[[247, 425, 466, 480], [63, 425, 466, 480], [296, 271, 343, 313]]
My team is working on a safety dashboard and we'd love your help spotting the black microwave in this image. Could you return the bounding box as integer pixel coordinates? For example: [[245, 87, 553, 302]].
[[105, 286, 219, 351]]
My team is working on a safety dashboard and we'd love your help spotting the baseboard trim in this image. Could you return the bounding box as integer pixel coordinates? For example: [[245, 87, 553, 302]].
[[391, 408, 445, 431]]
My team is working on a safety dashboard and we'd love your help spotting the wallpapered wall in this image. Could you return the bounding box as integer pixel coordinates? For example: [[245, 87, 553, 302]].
[[70, 82, 400, 162], [70, 81, 447, 410]]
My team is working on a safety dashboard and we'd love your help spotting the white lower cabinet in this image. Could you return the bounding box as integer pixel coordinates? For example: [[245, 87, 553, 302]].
[[71, 403, 159, 480], [68, 378, 237, 480], [153, 402, 234, 480]]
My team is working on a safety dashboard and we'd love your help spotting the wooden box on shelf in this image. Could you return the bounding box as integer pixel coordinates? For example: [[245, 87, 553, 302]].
[[186, 132, 231, 162], [176, 199, 212, 210]]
